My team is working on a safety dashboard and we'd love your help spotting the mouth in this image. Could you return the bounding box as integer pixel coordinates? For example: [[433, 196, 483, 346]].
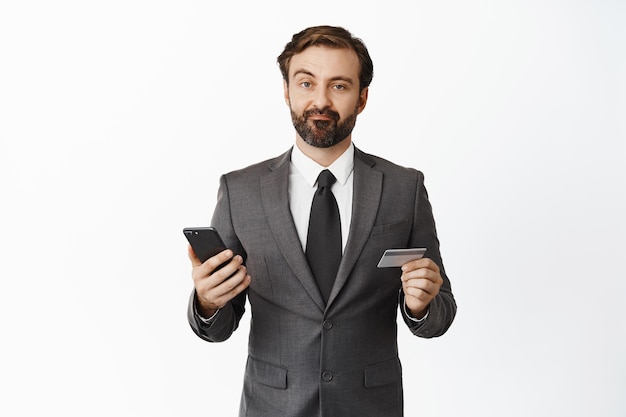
[[308, 114, 333, 122], [306, 116, 334, 129], [305, 108, 339, 123]]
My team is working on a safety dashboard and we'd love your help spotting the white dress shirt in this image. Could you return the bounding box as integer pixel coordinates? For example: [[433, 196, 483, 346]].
[[289, 142, 354, 253]]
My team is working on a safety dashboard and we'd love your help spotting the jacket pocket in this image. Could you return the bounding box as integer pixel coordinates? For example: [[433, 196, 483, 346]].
[[364, 357, 402, 388], [370, 220, 410, 237], [246, 356, 288, 389]]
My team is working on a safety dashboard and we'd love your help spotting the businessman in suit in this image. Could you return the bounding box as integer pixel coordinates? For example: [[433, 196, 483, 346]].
[[187, 25, 456, 416]]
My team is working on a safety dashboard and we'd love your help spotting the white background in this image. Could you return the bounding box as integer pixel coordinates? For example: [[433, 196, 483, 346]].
[[1, 1, 625, 416]]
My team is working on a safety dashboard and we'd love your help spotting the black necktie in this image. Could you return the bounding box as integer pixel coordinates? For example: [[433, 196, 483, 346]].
[[306, 169, 342, 304]]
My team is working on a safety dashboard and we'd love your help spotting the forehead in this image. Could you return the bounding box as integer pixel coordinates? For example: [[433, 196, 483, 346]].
[[288, 45, 360, 81]]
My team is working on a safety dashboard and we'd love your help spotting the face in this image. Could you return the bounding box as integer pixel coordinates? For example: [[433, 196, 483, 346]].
[[284, 46, 368, 148]]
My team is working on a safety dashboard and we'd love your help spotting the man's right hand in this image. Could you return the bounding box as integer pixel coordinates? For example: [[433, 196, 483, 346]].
[[188, 245, 251, 318]]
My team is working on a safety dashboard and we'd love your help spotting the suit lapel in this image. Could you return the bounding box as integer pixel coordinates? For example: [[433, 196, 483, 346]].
[[260, 148, 326, 312], [327, 148, 382, 307]]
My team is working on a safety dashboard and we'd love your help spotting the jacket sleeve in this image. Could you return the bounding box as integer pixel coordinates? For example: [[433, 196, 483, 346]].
[[186, 174, 248, 342], [400, 170, 456, 338], [187, 289, 247, 343]]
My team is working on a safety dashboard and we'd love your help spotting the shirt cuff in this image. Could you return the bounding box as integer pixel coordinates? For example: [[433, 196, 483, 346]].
[[195, 302, 220, 324], [403, 302, 429, 323]]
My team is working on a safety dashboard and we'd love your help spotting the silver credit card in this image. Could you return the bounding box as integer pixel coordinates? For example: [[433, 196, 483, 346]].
[[377, 248, 426, 268]]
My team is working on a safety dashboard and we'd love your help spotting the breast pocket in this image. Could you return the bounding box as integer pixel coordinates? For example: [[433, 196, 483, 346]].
[[364, 220, 412, 272], [369, 220, 410, 237]]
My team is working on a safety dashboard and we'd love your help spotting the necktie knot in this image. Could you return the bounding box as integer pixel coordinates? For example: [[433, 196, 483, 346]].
[[317, 169, 336, 189]]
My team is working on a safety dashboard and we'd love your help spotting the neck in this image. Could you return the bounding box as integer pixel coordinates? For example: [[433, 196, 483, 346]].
[[296, 137, 352, 167]]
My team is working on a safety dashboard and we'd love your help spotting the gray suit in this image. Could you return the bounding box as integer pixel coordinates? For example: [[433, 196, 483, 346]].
[[188, 147, 456, 417]]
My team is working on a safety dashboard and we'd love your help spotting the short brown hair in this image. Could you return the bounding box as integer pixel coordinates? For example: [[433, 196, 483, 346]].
[[277, 25, 374, 91]]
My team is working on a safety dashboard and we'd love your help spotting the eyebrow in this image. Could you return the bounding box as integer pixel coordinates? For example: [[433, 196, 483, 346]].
[[292, 69, 355, 85]]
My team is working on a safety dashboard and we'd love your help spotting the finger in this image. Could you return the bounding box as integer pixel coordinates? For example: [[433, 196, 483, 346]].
[[196, 265, 245, 306], [401, 268, 442, 285], [204, 268, 251, 309], [206, 254, 245, 285], [215, 266, 250, 295], [403, 278, 439, 298], [227, 273, 251, 299], [191, 250, 236, 289], [401, 257, 440, 274], [401, 262, 443, 286], [201, 249, 235, 274]]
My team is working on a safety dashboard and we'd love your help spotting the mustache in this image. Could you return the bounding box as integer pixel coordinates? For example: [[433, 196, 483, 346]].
[[304, 108, 340, 121]]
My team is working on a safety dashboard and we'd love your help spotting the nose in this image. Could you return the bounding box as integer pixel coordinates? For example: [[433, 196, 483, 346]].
[[312, 87, 331, 109]]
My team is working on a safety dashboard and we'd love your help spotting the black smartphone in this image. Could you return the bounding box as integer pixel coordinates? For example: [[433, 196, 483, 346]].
[[183, 226, 228, 263]]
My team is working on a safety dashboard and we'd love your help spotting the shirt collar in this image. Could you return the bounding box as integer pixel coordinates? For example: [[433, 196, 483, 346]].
[[291, 142, 355, 187]]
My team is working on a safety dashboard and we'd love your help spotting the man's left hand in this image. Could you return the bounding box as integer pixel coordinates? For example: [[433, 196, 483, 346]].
[[400, 258, 443, 319]]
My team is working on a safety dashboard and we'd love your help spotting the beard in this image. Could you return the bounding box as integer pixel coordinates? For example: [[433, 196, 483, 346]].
[[290, 106, 358, 148]]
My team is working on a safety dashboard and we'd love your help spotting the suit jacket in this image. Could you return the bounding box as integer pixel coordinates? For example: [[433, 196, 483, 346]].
[[188, 146, 456, 417]]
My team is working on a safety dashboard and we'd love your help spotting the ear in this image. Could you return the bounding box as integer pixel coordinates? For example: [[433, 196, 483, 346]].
[[357, 87, 369, 114], [283, 79, 290, 106]]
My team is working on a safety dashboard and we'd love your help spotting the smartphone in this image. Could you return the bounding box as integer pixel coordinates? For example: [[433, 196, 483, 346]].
[[377, 248, 427, 268], [183, 226, 228, 263]]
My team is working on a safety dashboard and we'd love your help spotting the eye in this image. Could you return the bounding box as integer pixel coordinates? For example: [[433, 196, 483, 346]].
[[300, 81, 312, 88], [332, 84, 346, 91]]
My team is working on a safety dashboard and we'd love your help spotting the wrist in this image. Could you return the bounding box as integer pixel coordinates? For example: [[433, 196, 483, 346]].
[[197, 303, 218, 319], [409, 307, 428, 320], [406, 302, 430, 321], [194, 292, 219, 319]]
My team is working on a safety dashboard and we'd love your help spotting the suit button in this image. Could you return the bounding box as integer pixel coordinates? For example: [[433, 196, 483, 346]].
[[322, 371, 333, 382], [323, 320, 333, 330]]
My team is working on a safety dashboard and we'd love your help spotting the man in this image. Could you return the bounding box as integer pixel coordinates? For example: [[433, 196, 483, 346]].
[[187, 25, 456, 417]]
